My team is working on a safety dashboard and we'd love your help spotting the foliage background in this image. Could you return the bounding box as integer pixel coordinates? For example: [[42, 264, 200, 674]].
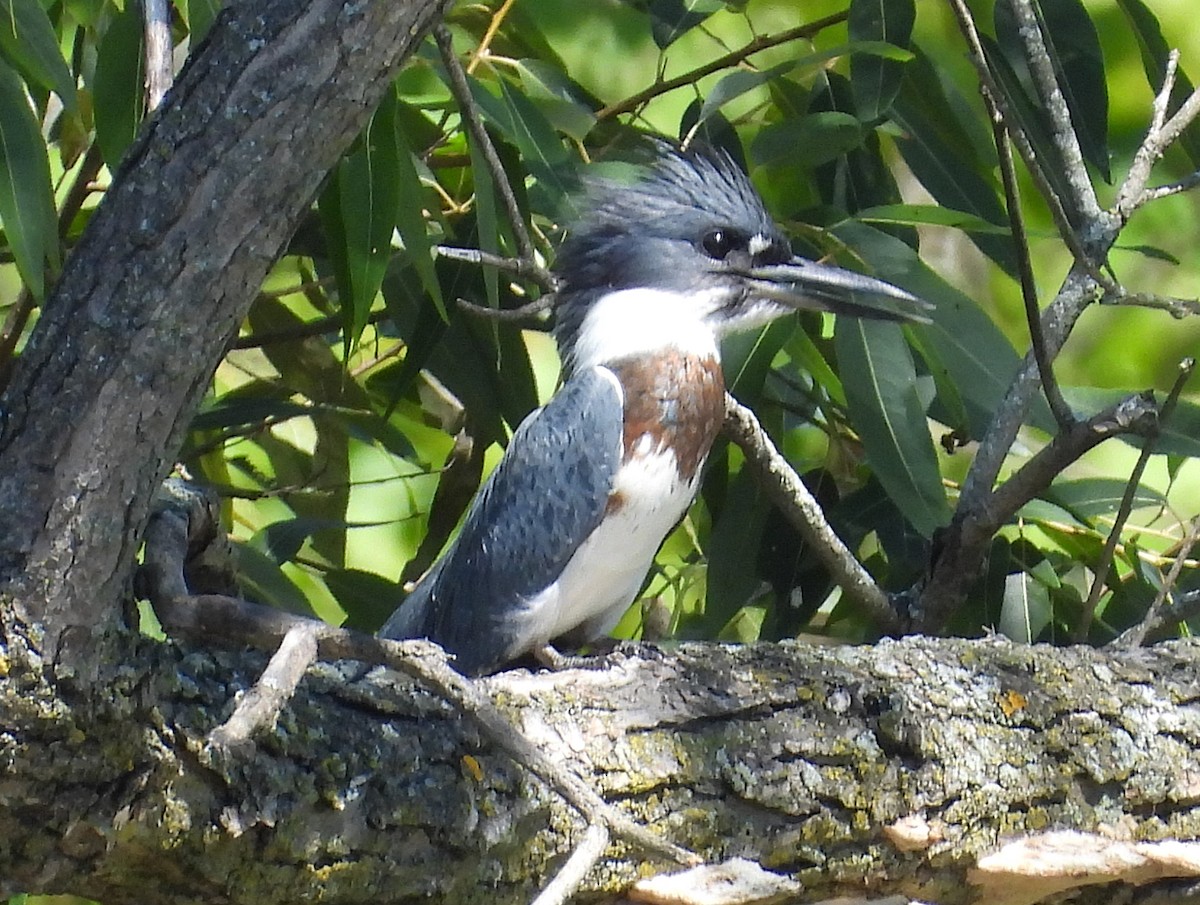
[[2, 0, 1199, 679]]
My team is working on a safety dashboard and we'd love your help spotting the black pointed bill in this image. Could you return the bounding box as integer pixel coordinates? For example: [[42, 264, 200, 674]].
[[739, 257, 933, 324]]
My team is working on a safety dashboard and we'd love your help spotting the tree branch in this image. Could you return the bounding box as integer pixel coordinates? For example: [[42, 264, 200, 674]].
[[918, 393, 1159, 631], [435, 25, 538, 264], [722, 394, 902, 633], [138, 484, 696, 868]]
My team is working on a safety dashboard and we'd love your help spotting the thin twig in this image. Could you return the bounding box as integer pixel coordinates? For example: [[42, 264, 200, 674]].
[[596, 12, 847, 121], [466, 0, 517, 75], [530, 824, 611, 905], [456, 295, 553, 325], [208, 622, 319, 751], [434, 25, 538, 264], [990, 116, 1074, 429], [1115, 517, 1200, 649], [1077, 359, 1196, 641], [435, 244, 557, 291], [722, 394, 902, 633], [1111, 291, 1200, 318], [1116, 51, 1200, 219], [142, 0, 174, 110]]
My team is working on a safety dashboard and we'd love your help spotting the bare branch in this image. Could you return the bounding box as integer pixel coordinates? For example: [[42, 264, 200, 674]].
[[142, 0, 174, 111], [1111, 290, 1200, 318], [530, 824, 610, 905], [722, 394, 902, 634], [456, 295, 554, 325], [1006, 0, 1103, 224], [435, 244, 557, 291], [208, 622, 319, 752], [596, 13, 847, 121], [1117, 50, 1200, 219], [944, 0, 1099, 270], [435, 25, 538, 264], [1116, 518, 1200, 650], [918, 393, 1160, 631]]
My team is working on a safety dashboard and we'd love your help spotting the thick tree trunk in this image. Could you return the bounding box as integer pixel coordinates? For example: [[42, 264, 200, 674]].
[[1, 629, 1198, 904], [0, 0, 451, 676]]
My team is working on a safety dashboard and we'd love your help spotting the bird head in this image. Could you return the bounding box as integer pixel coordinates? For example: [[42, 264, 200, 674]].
[[552, 144, 929, 374]]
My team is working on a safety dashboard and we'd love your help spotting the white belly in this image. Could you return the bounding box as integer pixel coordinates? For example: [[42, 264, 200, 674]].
[[518, 446, 699, 648]]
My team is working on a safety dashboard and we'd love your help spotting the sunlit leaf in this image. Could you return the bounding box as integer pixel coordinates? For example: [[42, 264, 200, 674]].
[[0, 58, 56, 299], [999, 571, 1052, 643], [392, 100, 445, 320], [835, 318, 950, 538], [1047, 477, 1168, 521], [175, 0, 221, 43], [849, 0, 915, 122], [92, 3, 145, 168]]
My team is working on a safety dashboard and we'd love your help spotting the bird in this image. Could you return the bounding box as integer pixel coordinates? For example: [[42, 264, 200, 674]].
[[380, 143, 929, 675]]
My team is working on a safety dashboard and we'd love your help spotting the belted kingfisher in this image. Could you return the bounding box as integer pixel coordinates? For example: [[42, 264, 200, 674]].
[[380, 144, 927, 675]]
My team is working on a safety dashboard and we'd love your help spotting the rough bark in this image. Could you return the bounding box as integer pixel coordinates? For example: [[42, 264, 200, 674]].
[[0, 0, 451, 676], [2, 622, 1199, 905]]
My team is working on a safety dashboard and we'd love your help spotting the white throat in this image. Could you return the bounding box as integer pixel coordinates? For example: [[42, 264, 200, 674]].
[[569, 287, 722, 371]]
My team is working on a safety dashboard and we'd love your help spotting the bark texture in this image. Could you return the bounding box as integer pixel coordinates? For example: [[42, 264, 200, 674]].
[[2, 625, 1199, 904], [0, 0, 451, 674]]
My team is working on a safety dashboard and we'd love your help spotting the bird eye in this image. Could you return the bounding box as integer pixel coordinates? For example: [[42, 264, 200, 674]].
[[701, 229, 740, 259]]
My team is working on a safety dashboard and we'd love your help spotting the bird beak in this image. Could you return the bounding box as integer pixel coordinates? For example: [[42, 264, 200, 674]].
[[738, 257, 932, 323]]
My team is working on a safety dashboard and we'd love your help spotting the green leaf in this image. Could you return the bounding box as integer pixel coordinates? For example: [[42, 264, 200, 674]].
[[0, 58, 56, 299], [751, 112, 864, 169], [466, 139, 500, 311], [392, 101, 444, 320], [648, 0, 722, 48], [694, 468, 769, 639], [835, 318, 950, 538], [92, 3, 145, 168], [833, 221, 1049, 440], [849, 0, 915, 122], [994, 0, 1110, 183], [321, 95, 402, 354], [1115, 0, 1200, 168], [175, 0, 221, 43], [857, 203, 1024, 235], [697, 62, 795, 128], [327, 568, 408, 633], [0, 0, 77, 110], [1047, 477, 1168, 521], [999, 571, 1052, 643], [890, 49, 1017, 277], [513, 59, 596, 143]]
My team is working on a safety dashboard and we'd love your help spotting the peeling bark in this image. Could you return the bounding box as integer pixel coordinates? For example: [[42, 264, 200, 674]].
[[2, 620, 1199, 904]]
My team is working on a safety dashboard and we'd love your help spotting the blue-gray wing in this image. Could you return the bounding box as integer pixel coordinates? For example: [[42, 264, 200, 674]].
[[379, 366, 624, 674]]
